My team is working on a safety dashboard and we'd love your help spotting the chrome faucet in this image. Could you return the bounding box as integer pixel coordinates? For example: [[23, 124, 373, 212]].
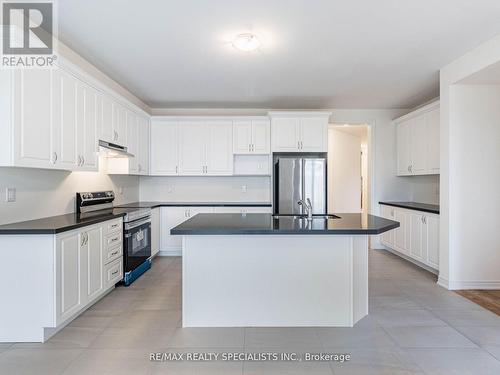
[[298, 198, 313, 220]]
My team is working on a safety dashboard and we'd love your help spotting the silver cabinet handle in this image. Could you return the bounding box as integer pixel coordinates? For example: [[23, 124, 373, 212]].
[[52, 152, 58, 164], [81, 234, 85, 247], [111, 270, 119, 276], [423, 216, 427, 224], [175, 166, 178, 174], [82, 156, 85, 166], [110, 250, 119, 256], [249, 143, 251, 152], [408, 165, 411, 173], [300, 141, 303, 149], [298, 141, 300, 150], [85, 233, 89, 245], [114, 131, 118, 141]]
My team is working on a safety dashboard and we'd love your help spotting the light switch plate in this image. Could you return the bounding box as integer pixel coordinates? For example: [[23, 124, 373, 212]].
[[6, 187, 16, 202]]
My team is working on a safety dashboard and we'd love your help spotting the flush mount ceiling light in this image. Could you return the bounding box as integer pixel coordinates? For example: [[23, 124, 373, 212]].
[[232, 33, 261, 52]]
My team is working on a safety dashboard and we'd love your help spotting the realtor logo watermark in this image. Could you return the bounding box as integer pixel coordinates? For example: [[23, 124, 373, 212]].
[[1, 0, 57, 68]]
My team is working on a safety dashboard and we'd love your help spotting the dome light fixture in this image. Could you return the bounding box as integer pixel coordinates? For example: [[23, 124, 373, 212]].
[[232, 33, 261, 52]]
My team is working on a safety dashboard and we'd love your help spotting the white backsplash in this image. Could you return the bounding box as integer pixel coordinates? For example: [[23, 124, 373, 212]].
[[0, 165, 139, 225], [139, 176, 271, 203]]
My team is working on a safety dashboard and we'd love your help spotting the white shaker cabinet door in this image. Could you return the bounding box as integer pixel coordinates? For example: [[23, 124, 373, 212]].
[[299, 117, 327, 152], [12, 69, 53, 168], [252, 120, 271, 154], [380, 205, 395, 246], [113, 103, 127, 146], [272, 118, 300, 152], [160, 207, 188, 252], [410, 115, 427, 175], [396, 120, 412, 176], [85, 226, 104, 302], [126, 111, 139, 174], [425, 215, 439, 269], [54, 69, 79, 170], [178, 122, 206, 175], [409, 212, 424, 261], [56, 231, 84, 324], [393, 209, 409, 254], [150, 121, 179, 175], [427, 108, 440, 173], [206, 121, 233, 175], [137, 116, 150, 175], [233, 120, 253, 154], [81, 85, 98, 170], [99, 94, 114, 143]]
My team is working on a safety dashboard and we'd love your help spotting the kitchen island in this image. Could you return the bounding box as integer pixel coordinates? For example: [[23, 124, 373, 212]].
[[171, 213, 398, 328]]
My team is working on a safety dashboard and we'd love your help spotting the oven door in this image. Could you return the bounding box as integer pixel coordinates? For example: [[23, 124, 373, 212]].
[[124, 218, 151, 273]]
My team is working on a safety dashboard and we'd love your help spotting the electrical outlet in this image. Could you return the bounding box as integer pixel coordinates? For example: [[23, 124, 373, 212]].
[[6, 187, 16, 202], [241, 185, 247, 193]]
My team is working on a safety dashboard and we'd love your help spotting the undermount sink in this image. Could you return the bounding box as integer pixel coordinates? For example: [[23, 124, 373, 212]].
[[272, 214, 340, 220]]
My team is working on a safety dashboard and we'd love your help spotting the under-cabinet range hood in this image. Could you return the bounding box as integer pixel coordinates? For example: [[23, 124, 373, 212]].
[[98, 140, 134, 158]]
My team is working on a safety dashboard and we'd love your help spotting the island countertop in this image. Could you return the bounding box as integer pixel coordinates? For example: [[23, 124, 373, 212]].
[[171, 213, 399, 235]]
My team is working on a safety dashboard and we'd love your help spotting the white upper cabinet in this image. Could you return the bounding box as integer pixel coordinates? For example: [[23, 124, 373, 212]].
[[99, 94, 114, 144], [206, 120, 233, 175], [54, 68, 78, 170], [270, 112, 330, 152], [150, 120, 179, 175], [178, 121, 206, 175], [395, 101, 440, 176], [152, 118, 234, 176], [0, 60, 148, 173], [233, 119, 270, 154], [137, 116, 150, 175], [126, 111, 139, 174], [12, 69, 53, 168]]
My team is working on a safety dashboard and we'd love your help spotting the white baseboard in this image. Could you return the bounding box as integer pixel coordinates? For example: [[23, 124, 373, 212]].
[[444, 279, 500, 290], [158, 249, 182, 257], [437, 276, 449, 289]]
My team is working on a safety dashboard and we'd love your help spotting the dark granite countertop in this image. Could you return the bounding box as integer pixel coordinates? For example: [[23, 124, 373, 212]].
[[116, 201, 272, 209], [171, 213, 399, 235], [0, 210, 126, 235], [379, 201, 439, 214]]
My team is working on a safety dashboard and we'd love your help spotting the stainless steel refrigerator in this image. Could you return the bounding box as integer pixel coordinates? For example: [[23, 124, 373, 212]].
[[274, 156, 327, 215]]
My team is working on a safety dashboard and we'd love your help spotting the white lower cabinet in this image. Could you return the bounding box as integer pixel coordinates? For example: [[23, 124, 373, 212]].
[[159, 206, 272, 254], [380, 204, 439, 271], [56, 218, 123, 326]]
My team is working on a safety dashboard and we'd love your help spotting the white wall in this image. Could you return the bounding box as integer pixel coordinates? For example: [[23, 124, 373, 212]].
[[440, 33, 500, 289], [328, 129, 362, 213], [139, 176, 271, 203], [0, 161, 139, 225]]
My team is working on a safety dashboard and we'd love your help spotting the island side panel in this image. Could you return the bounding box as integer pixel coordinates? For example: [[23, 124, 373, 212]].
[[182, 234, 364, 327], [352, 236, 369, 324]]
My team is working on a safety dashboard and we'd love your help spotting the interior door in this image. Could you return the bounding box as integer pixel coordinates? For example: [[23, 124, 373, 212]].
[[252, 120, 270, 154], [86, 226, 104, 301], [206, 120, 233, 175], [233, 120, 252, 154], [13, 69, 53, 168], [151, 121, 178, 175], [300, 117, 327, 152], [178, 121, 206, 175], [272, 118, 299, 152]]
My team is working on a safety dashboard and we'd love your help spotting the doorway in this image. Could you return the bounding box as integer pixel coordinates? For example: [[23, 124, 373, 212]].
[[327, 124, 370, 214]]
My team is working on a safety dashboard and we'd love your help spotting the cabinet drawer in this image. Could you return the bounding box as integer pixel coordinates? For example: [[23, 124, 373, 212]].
[[105, 244, 122, 265], [105, 258, 123, 288], [105, 232, 122, 248], [105, 219, 122, 235]]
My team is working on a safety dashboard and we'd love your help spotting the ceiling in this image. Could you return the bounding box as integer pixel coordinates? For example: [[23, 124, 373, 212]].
[[58, 0, 500, 109]]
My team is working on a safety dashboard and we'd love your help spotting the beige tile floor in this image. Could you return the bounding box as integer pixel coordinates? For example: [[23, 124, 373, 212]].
[[1, 250, 500, 374]]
